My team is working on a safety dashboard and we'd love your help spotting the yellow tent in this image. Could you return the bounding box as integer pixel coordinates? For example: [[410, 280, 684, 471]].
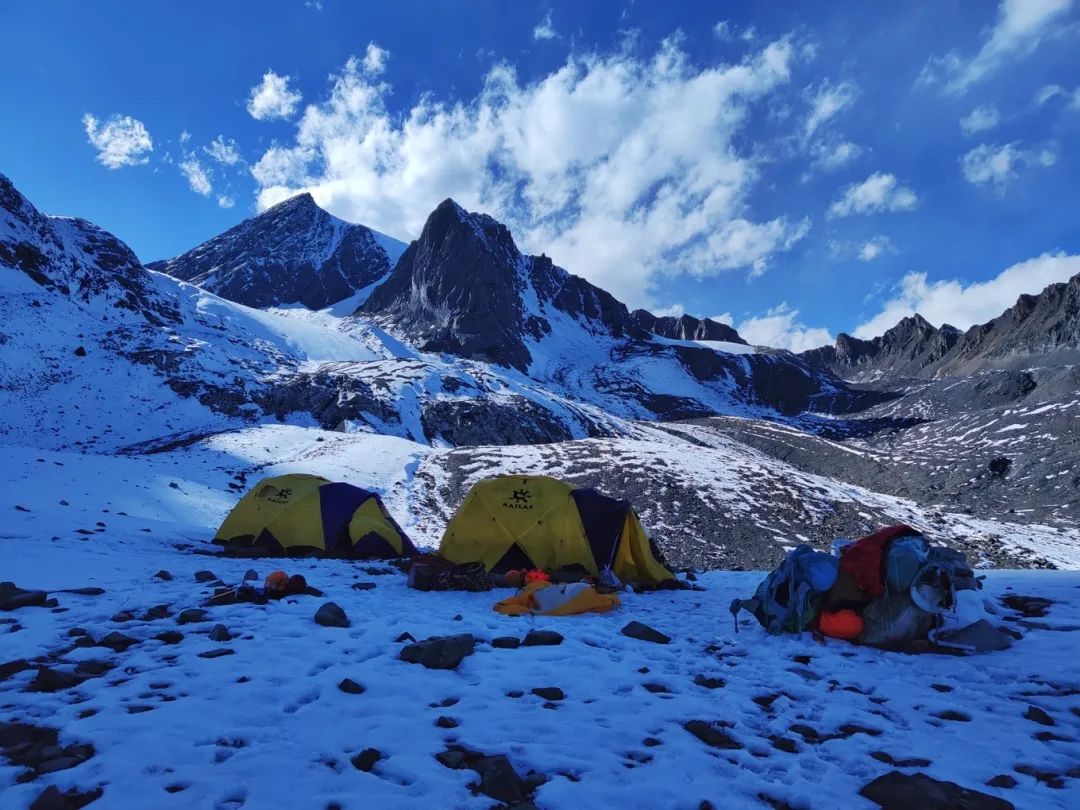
[[438, 475, 674, 586], [214, 474, 415, 558]]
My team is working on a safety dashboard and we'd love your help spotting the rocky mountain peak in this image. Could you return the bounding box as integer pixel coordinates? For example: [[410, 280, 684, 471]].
[[149, 192, 405, 310], [630, 309, 747, 344]]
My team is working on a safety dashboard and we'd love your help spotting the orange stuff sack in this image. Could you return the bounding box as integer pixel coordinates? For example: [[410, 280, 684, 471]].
[[265, 570, 289, 595], [819, 609, 864, 640]]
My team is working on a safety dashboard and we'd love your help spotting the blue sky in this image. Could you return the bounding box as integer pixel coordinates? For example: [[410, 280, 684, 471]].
[[2, 0, 1079, 349]]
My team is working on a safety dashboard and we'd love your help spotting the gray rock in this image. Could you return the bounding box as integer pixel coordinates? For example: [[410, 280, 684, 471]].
[[859, 770, 1014, 810], [351, 748, 383, 772], [474, 754, 525, 804], [399, 634, 476, 670], [621, 621, 671, 644], [521, 630, 563, 647], [338, 678, 365, 695], [154, 631, 184, 644], [684, 720, 741, 750], [314, 602, 350, 628], [531, 687, 564, 701], [492, 636, 521, 649], [154, 570, 173, 581], [1024, 706, 1054, 726], [194, 570, 217, 583], [27, 667, 83, 693], [198, 648, 234, 659], [243, 569, 258, 581], [98, 631, 139, 652], [0, 581, 47, 611], [177, 608, 209, 625], [209, 624, 232, 642]]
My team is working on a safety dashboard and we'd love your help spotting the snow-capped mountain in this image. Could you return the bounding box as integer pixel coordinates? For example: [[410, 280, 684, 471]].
[[631, 310, 746, 344], [803, 273, 1080, 382], [149, 193, 407, 310]]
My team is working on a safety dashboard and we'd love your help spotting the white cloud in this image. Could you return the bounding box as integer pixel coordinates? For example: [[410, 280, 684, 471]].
[[179, 156, 212, 196], [854, 252, 1080, 338], [959, 104, 1000, 135], [82, 113, 153, 169], [217, 194, 236, 209], [305, 1, 323, 10], [803, 80, 857, 137], [652, 303, 685, 317], [858, 236, 892, 261], [920, 0, 1074, 94], [828, 172, 918, 218], [247, 70, 303, 120], [250, 36, 810, 307], [960, 141, 1057, 188], [711, 312, 734, 325], [533, 11, 557, 41], [734, 303, 833, 351], [179, 130, 191, 145], [810, 140, 862, 172], [205, 135, 241, 165], [1037, 83, 1080, 108], [361, 43, 388, 75], [713, 21, 732, 41]]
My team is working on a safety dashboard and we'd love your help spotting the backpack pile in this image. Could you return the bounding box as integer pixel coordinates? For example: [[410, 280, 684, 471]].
[[731, 525, 1011, 654]]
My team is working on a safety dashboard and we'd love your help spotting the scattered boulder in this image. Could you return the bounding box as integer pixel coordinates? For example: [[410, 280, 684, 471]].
[[521, 630, 563, 647], [57, 587, 105, 596], [435, 716, 459, 729], [643, 683, 671, 694], [475, 755, 526, 804], [209, 624, 232, 643], [988, 456, 1011, 477], [987, 775, 1017, 789], [859, 771, 1014, 810], [314, 602, 350, 628], [198, 649, 234, 659], [142, 604, 171, 621], [871, 751, 932, 768], [772, 737, 798, 754], [693, 674, 725, 689], [177, 609, 209, 625], [933, 710, 970, 723], [111, 610, 135, 623], [351, 582, 376, 591], [1024, 706, 1054, 726], [400, 635, 476, 670], [27, 667, 83, 693], [395, 632, 416, 643], [153, 570, 173, 582], [194, 570, 218, 583], [351, 748, 383, 772], [338, 678, 365, 695], [29, 784, 103, 810], [0, 582, 48, 611], [154, 631, 184, 645], [531, 687, 564, 701], [684, 720, 741, 750], [97, 631, 139, 652], [621, 621, 670, 644], [0, 659, 30, 680], [1001, 595, 1053, 618], [492, 636, 521, 649], [73, 346, 87, 357]]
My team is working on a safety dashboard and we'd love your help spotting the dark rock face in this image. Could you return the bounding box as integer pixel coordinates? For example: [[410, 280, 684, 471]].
[[802, 315, 962, 382], [149, 193, 404, 310], [631, 310, 746, 344], [0, 173, 179, 326]]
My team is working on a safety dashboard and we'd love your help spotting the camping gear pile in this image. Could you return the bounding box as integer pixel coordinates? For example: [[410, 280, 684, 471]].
[[730, 525, 1012, 654]]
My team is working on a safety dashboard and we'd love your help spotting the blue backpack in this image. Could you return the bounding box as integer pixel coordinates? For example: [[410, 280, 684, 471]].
[[730, 545, 839, 635]]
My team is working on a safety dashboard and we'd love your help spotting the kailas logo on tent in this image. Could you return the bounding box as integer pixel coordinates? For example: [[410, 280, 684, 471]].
[[502, 489, 534, 510], [265, 487, 292, 504]]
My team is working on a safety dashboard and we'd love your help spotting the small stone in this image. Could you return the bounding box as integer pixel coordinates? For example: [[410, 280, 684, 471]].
[[475, 755, 525, 804], [432, 697, 459, 708], [643, 737, 662, 747], [127, 705, 154, 714], [531, 687, 564, 701], [209, 624, 232, 642], [198, 648, 234, 659], [177, 609, 209, 625], [506, 690, 524, 698], [0, 659, 30, 680], [351, 748, 383, 772], [194, 570, 217, 583], [394, 632, 416, 643], [243, 569, 258, 581], [400, 634, 475, 670], [111, 610, 135, 622], [0, 581, 48, 611], [684, 720, 741, 750], [693, 674, 725, 689], [436, 749, 468, 769], [643, 683, 670, 694], [351, 582, 376, 591], [314, 602, 350, 628], [435, 716, 459, 729], [143, 604, 171, 621], [155, 631, 184, 644], [1024, 706, 1055, 726], [492, 636, 521, 649], [98, 631, 139, 652], [73, 635, 95, 648], [338, 678, 365, 695], [933, 710, 971, 722], [521, 629, 563, 647], [621, 621, 670, 644], [61, 587, 105, 596], [870, 751, 932, 768], [987, 775, 1017, 789], [154, 570, 173, 581], [67, 627, 89, 637], [931, 683, 953, 693], [27, 667, 83, 693], [772, 737, 798, 754], [74, 660, 114, 677]]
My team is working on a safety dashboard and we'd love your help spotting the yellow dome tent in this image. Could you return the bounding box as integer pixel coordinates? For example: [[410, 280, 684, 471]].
[[438, 475, 674, 587], [214, 474, 416, 559]]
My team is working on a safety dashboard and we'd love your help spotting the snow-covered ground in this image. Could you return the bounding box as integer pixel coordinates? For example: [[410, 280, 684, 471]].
[[2, 523, 1078, 808]]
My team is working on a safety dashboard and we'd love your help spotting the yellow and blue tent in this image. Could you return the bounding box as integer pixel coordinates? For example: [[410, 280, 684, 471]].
[[438, 475, 674, 587], [214, 473, 416, 559]]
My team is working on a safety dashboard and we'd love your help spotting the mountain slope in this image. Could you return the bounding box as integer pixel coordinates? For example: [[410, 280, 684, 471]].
[[803, 272, 1080, 382], [149, 193, 407, 310]]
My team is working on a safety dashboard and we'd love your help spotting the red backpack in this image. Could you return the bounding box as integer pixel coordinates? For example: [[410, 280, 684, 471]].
[[839, 525, 919, 598]]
